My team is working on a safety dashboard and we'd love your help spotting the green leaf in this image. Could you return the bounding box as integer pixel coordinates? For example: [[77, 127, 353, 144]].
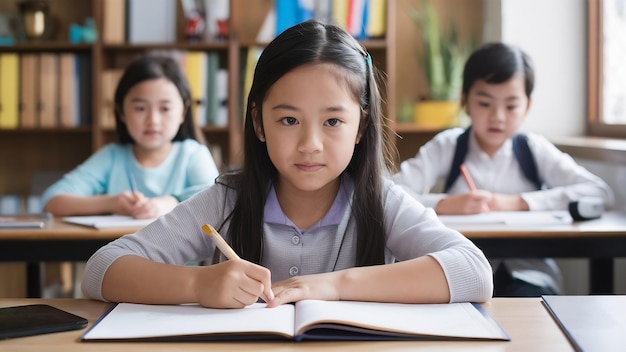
[[409, 0, 475, 101]]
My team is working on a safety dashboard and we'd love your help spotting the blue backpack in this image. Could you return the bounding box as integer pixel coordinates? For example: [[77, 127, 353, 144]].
[[443, 127, 542, 193]]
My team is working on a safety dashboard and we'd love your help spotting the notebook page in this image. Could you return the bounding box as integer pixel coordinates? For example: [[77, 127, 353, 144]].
[[63, 215, 156, 228], [439, 211, 572, 226], [294, 300, 507, 339], [82, 303, 295, 340]]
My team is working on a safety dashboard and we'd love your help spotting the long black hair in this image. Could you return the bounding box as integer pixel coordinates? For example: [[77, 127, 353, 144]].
[[221, 20, 392, 267], [113, 55, 198, 144]]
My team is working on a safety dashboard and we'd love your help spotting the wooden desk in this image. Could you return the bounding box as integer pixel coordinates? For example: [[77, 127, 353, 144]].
[[0, 219, 137, 298], [452, 212, 626, 294], [2, 213, 625, 297], [0, 298, 573, 351]]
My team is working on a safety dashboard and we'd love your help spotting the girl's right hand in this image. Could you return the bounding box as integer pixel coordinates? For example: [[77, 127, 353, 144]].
[[193, 260, 273, 309], [436, 191, 491, 214], [114, 190, 145, 215]]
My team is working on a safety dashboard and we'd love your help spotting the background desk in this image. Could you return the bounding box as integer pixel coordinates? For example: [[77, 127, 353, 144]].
[[0, 220, 136, 297], [453, 212, 626, 294], [2, 214, 625, 297], [0, 298, 572, 351]]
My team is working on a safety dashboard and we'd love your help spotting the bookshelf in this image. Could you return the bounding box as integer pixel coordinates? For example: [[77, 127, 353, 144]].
[[0, 0, 484, 202]]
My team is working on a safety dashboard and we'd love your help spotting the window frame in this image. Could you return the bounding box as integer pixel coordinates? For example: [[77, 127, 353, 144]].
[[588, 0, 626, 138]]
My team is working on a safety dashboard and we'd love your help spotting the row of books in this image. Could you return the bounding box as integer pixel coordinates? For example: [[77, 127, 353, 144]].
[[240, 47, 263, 122], [100, 51, 228, 129], [267, 0, 387, 42], [0, 53, 92, 129], [184, 52, 229, 127], [102, 0, 230, 44], [101, 0, 384, 45]]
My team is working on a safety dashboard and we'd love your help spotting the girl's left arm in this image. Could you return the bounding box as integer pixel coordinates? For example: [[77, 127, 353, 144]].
[[268, 183, 493, 307], [268, 254, 452, 307]]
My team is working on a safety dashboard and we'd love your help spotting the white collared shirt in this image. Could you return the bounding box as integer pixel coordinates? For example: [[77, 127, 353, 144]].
[[393, 127, 614, 210], [392, 127, 615, 292]]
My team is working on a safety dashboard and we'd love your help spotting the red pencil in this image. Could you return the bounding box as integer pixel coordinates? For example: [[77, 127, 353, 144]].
[[460, 164, 477, 191]]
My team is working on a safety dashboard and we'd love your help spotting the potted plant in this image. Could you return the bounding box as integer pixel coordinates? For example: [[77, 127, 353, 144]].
[[409, 0, 473, 127]]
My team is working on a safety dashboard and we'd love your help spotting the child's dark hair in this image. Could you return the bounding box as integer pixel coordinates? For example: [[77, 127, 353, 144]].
[[113, 55, 198, 143], [462, 42, 535, 100], [223, 20, 390, 267]]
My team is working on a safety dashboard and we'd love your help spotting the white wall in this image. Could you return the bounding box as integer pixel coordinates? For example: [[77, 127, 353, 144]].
[[500, 0, 587, 137], [497, 0, 626, 294]]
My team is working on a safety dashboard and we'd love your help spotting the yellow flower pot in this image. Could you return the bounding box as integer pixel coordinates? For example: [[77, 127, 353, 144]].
[[413, 101, 460, 128]]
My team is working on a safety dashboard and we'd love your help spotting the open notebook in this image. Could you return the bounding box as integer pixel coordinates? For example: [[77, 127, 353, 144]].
[[81, 300, 510, 342], [63, 215, 155, 229]]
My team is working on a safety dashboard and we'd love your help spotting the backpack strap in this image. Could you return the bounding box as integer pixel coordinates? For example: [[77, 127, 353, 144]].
[[443, 128, 471, 193], [512, 134, 542, 190], [443, 128, 542, 193]]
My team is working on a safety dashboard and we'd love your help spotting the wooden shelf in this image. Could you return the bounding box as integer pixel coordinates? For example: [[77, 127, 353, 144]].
[[360, 39, 388, 50], [102, 42, 229, 51], [0, 127, 93, 134], [0, 0, 485, 195], [0, 43, 93, 52], [393, 123, 446, 134], [242, 38, 387, 49]]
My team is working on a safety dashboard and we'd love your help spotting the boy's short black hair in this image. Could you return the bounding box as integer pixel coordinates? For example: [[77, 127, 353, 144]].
[[462, 42, 534, 99]]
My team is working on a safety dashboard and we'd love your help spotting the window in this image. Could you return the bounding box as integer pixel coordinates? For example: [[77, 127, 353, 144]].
[[588, 0, 626, 138]]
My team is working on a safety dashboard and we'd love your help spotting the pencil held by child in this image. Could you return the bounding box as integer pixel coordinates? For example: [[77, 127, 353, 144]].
[[459, 164, 476, 192], [202, 224, 274, 303]]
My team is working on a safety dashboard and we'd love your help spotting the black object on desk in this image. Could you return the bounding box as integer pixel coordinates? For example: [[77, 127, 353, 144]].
[[568, 197, 604, 221], [0, 304, 88, 339]]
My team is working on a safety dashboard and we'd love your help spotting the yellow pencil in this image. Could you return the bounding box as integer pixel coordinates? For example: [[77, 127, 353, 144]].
[[201, 224, 240, 260]]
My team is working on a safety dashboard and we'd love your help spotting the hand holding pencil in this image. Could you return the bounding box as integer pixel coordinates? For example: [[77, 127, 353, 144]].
[[435, 164, 490, 214], [202, 224, 275, 304], [458, 164, 528, 212]]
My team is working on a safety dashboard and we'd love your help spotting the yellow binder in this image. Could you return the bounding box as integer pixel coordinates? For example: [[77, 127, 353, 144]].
[[0, 53, 20, 129]]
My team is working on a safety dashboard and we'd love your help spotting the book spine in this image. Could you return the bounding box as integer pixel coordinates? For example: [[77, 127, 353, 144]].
[[103, 0, 126, 43], [38, 53, 59, 128], [0, 53, 20, 129], [19, 54, 38, 128]]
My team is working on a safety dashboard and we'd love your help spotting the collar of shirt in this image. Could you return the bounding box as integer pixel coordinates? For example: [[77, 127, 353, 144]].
[[263, 174, 353, 232], [468, 129, 514, 160], [457, 130, 534, 194]]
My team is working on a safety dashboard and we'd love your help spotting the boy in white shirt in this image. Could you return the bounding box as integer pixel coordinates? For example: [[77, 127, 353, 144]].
[[393, 42, 614, 296]]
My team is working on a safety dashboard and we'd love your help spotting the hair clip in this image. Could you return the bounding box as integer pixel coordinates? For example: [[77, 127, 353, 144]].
[[364, 52, 372, 67]]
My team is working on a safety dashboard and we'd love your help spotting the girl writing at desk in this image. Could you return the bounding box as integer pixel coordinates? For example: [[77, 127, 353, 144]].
[[82, 20, 492, 308], [392, 43, 614, 297], [42, 55, 219, 219]]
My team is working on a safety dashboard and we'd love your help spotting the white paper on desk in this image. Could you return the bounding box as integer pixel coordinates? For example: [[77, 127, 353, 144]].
[[63, 215, 156, 229], [439, 211, 573, 226]]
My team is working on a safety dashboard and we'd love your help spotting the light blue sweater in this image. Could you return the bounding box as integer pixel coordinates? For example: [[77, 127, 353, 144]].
[[41, 139, 219, 206]]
